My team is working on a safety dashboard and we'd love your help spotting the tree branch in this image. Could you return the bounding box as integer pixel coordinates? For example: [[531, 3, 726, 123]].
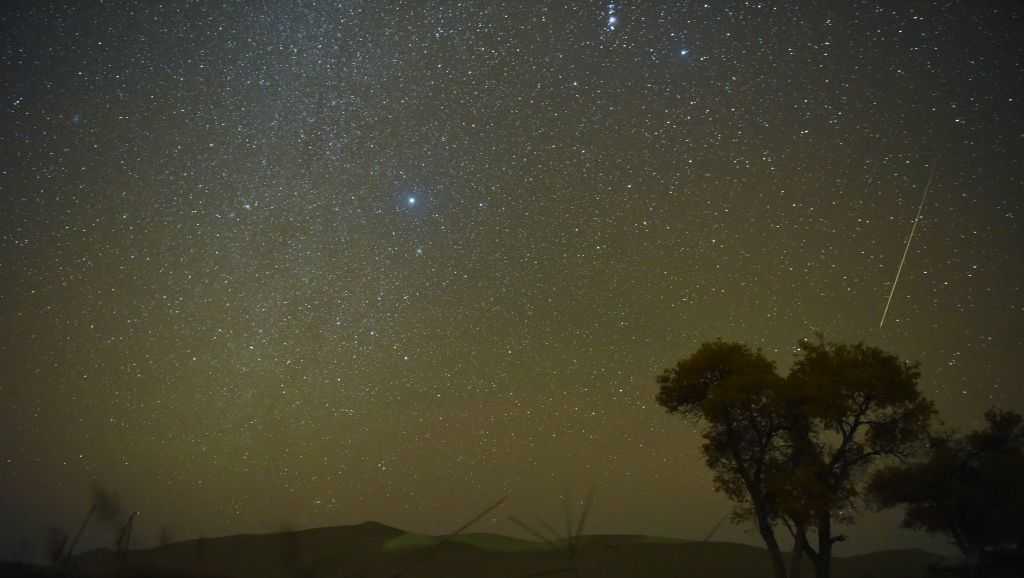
[[779, 516, 796, 539], [800, 532, 820, 563]]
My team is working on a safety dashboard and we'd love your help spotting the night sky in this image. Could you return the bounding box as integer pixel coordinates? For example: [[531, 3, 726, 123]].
[[2, 0, 1022, 561]]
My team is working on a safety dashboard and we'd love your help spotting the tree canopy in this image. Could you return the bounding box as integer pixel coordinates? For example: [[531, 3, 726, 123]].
[[656, 337, 935, 578], [784, 338, 935, 578], [657, 340, 792, 577], [868, 409, 1024, 575]]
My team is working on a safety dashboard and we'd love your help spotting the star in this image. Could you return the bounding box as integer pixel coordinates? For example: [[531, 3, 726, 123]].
[[1, 0, 1018, 561]]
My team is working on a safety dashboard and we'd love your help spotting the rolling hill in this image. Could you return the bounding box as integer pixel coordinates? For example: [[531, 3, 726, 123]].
[[4, 521, 951, 578]]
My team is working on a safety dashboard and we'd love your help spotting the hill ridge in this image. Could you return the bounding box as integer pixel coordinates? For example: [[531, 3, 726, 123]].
[[60, 521, 950, 578]]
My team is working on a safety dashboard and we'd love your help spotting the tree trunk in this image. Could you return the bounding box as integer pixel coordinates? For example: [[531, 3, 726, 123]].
[[756, 515, 789, 578], [814, 513, 833, 578], [789, 524, 806, 578]]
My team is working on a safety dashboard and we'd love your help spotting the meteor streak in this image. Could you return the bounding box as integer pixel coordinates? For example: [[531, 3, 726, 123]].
[[879, 159, 939, 329]]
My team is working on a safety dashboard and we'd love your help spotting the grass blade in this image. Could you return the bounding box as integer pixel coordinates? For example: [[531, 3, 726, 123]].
[[445, 494, 508, 540], [508, 516, 559, 549], [574, 487, 594, 540]]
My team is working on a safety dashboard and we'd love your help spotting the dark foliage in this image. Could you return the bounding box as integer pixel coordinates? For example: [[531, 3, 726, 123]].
[[869, 409, 1024, 577], [657, 337, 936, 578]]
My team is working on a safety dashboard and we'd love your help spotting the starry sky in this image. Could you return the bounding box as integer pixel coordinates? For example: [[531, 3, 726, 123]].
[[1, 0, 1022, 562]]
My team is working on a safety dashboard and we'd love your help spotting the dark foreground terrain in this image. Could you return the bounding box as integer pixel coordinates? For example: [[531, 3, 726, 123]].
[[2, 521, 950, 578]]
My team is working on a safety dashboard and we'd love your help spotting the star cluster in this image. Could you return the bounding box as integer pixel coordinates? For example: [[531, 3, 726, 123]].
[[1, 0, 1021, 560]]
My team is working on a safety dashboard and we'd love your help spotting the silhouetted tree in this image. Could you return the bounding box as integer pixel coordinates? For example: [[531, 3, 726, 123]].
[[656, 340, 793, 578], [656, 337, 935, 578], [868, 409, 1024, 577], [784, 337, 935, 578]]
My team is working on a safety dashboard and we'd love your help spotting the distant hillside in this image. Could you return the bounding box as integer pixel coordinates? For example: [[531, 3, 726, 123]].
[[16, 521, 947, 578]]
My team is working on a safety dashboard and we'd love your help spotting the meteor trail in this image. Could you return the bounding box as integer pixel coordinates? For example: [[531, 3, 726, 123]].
[[879, 159, 939, 329]]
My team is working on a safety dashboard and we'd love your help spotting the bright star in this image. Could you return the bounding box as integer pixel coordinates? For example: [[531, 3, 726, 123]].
[[407, 196, 416, 206], [680, 49, 689, 56], [606, 3, 617, 31]]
